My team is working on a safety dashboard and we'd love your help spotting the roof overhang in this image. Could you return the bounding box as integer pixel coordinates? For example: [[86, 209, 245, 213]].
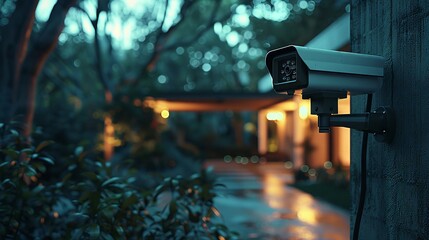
[[144, 91, 292, 112]]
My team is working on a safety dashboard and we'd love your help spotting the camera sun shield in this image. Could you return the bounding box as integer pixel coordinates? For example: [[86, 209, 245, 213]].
[[265, 45, 384, 95]]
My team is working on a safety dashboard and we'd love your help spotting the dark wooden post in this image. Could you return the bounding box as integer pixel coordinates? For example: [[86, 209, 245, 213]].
[[351, 1, 429, 238]]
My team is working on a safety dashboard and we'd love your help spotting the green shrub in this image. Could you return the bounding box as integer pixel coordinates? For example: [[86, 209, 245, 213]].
[[0, 123, 238, 239]]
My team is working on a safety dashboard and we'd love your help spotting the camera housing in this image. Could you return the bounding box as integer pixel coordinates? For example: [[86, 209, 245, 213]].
[[266, 45, 385, 96], [265, 45, 394, 142]]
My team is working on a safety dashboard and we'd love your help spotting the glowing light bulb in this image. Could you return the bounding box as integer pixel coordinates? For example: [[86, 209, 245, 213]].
[[161, 110, 170, 119]]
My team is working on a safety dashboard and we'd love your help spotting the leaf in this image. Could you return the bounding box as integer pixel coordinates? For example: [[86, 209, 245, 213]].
[[210, 206, 221, 217], [67, 164, 77, 171], [74, 146, 84, 156], [1, 179, 16, 188], [36, 140, 54, 152], [183, 221, 190, 234], [62, 173, 72, 183], [87, 223, 100, 239], [95, 162, 103, 168], [186, 206, 200, 223], [10, 129, 19, 136], [205, 166, 214, 174], [32, 162, 46, 173], [121, 194, 137, 210], [82, 172, 99, 182], [71, 228, 84, 239], [115, 226, 124, 235], [78, 150, 88, 162], [24, 207, 34, 215], [20, 148, 34, 154], [214, 183, 227, 189], [79, 192, 91, 203], [102, 205, 118, 219], [108, 184, 126, 192], [25, 166, 37, 176], [153, 184, 166, 200], [0, 161, 9, 168], [171, 179, 179, 186], [38, 157, 54, 165], [168, 201, 177, 220], [101, 177, 121, 187], [126, 177, 136, 183], [190, 173, 200, 180], [32, 185, 45, 193], [89, 193, 101, 214], [101, 233, 114, 240]]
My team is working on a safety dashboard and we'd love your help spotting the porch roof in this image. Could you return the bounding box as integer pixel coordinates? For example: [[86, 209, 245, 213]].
[[144, 91, 292, 111]]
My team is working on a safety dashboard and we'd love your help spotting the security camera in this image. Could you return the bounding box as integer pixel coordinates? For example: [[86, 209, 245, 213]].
[[265, 45, 385, 96], [265, 45, 395, 143]]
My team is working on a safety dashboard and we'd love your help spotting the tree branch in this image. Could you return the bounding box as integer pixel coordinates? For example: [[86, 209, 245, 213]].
[[157, 0, 170, 37], [32, 0, 76, 51], [75, 0, 112, 101], [139, 0, 228, 76], [94, 0, 112, 99], [161, 0, 198, 38], [138, 0, 171, 75], [163, 6, 231, 52], [74, 4, 96, 28], [104, 11, 117, 83]]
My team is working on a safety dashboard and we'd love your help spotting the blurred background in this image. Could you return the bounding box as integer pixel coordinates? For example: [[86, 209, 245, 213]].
[[0, 0, 351, 239]]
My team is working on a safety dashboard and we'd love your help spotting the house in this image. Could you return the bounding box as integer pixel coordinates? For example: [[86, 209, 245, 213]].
[[142, 13, 352, 171]]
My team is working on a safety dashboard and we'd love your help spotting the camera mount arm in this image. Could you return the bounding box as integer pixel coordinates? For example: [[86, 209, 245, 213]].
[[303, 92, 395, 143], [317, 107, 395, 142]]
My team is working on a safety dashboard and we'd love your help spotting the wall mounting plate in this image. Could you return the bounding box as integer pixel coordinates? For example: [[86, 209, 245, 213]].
[[373, 106, 395, 143]]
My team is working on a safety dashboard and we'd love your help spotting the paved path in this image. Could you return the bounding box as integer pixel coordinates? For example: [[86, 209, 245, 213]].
[[205, 160, 349, 240]]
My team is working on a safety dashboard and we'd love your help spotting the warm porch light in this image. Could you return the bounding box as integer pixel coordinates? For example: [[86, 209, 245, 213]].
[[161, 109, 170, 119], [299, 101, 310, 120], [266, 111, 285, 121]]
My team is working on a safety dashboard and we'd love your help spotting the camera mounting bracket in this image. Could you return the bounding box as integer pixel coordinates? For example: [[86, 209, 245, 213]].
[[302, 92, 395, 143]]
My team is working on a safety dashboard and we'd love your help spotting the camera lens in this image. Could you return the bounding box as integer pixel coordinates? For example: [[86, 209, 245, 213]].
[[279, 57, 297, 82]]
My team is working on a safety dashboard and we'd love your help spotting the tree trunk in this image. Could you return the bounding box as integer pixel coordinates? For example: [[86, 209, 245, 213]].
[[15, 0, 76, 138], [0, 1, 39, 123]]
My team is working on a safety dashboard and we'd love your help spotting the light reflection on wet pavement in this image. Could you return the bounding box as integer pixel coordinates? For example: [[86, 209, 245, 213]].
[[205, 160, 349, 240]]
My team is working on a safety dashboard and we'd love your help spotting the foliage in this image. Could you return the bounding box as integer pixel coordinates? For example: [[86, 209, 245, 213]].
[[291, 181, 350, 210], [107, 93, 161, 163], [291, 160, 350, 210], [0, 124, 238, 240]]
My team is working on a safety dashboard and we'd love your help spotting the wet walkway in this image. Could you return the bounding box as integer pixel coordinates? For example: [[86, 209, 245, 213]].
[[205, 160, 349, 240]]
